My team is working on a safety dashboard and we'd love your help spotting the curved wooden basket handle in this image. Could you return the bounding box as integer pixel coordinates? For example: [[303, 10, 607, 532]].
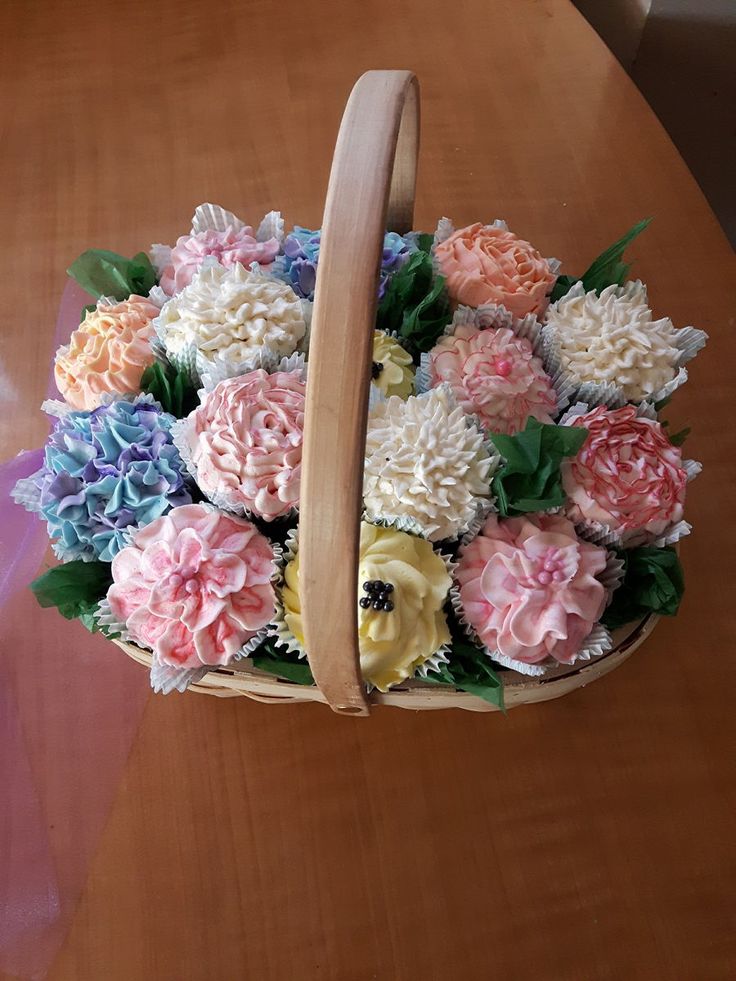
[[299, 70, 420, 716]]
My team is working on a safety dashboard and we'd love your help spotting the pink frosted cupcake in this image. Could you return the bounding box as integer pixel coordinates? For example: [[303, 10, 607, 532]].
[[561, 405, 689, 542], [434, 221, 557, 318], [107, 504, 276, 671], [428, 325, 557, 434], [177, 369, 305, 520], [455, 513, 609, 673]]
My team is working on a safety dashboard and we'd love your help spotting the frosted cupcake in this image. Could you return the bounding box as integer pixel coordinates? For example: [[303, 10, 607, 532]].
[[434, 219, 558, 318], [560, 404, 691, 543], [363, 386, 495, 541], [175, 369, 305, 520], [543, 281, 707, 402], [278, 522, 452, 691], [54, 295, 158, 409], [156, 262, 306, 384], [107, 504, 276, 682], [455, 512, 610, 674], [427, 324, 557, 433], [371, 330, 414, 399]]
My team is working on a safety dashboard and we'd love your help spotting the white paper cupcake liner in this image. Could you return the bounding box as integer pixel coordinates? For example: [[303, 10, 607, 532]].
[[192, 203, 286, 244], [11, 474, 43, 512]]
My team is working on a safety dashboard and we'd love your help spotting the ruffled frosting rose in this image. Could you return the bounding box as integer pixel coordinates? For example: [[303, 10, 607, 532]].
[[157, 262, 306, 379], [456, 513, 608, 670], [180, 369, 305, 520], [428, 325, 557, 433], [561, 405, 687, 538], [158, 226, 280, 296], [372, 330, 414, 399], [107, 504, 275, 669], [545, 281, 682, 401], [54, 296, 158, 409], [434, 222, 557, 318], [363, 386, 493, 541], [280, 522, 451, 691]]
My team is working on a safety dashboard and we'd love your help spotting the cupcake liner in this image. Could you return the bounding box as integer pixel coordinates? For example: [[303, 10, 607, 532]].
[[147, 285, 169, 309], [150, 659, 210, 695], [191, 202, 246, 235], [256, 211, 286, 245], [11, 474, 42, 512], [149, 243, 172, 279]]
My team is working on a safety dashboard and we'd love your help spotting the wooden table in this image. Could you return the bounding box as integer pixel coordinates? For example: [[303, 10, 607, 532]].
[[2, 1, 735, 978]]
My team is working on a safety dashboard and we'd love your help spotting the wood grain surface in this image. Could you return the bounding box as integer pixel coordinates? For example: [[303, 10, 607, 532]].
[[1, 1, 735, 979]]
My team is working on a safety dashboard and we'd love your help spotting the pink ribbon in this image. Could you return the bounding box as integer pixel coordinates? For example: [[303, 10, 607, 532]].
[[0, 280, 150, 979]]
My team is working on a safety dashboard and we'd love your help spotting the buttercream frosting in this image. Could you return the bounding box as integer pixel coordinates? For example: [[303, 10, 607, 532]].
[[158, 226, 280, 296], [180, 369, 305, 520], [456, 512, 608, 670], [544, 281, 682, 401], [107, 504, 276, 669], [372, 330, 414, 399], [54, 296, 158, 410], [281, 522, 451, 691], [434, 221, 557, 318], [157, 262, 306, 378], [560, 404, 688, 537], [363, 386, 493, 541], [428, 324, 557, 433]]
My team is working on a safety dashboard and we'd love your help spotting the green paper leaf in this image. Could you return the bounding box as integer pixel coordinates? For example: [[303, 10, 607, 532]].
[[30, 560, 113, 621], [491, 417, 588, 516], [68, 249, 157, 302], [80, 303, 97, 323], [602, 546, 684, 630], [252, 655, 314, 686], [376, 249, 451, 357], [550, 218, 652, 302], [423, 637, 505, 712], [413, 232, 434, 254], [668, 426, 691, 447], [140, 361, 198, 418]]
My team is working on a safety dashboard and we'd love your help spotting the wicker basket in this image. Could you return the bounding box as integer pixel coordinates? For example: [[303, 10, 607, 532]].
[[114, 70, 659, 715]]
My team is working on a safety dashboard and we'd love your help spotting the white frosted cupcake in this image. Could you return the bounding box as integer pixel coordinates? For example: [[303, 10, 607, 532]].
[[156, 261, 307, 384], [363, 385, 495, 541]]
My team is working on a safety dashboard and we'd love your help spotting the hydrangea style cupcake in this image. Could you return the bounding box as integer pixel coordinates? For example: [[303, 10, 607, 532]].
[[152, 202, 283, 296], [427, 324, 557, 433], [371, 330, 414, 399], [107, 504, 276, 676], [363, 386, 495, 541], [456, 513, 610, 674], [175, 369, 305, 520], [560, 404, 692, 543], [434, 219, 558, 318], [54, 295, 159, 409], [543, 281, 707, 402], [278, 522, 452, 691], [276, 226, 413, 301], [156, 262, 306, 384], [13, 397, 191, 561]]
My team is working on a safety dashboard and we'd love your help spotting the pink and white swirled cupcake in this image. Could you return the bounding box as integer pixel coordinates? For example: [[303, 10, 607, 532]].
[[107, 504, 276, 675], [560, 405, 691, 543], [455, 512, 610, 674], [427, 324, 557, 434], [176, 369, 305, 521]]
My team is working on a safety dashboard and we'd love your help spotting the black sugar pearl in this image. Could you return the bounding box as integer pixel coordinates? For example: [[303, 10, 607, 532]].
[[359, 597, 371, 609], [362, 581, 373, 593], [382, 601, 394, 612], [384, 583, 394, 593], [377, 592, 388, 603], [372, 600, 384, 611], [371, 361, 384, 380]]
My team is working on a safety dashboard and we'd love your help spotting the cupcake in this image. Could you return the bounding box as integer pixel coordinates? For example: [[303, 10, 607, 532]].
[[107, 504, 276, 677], [156, 262, 306, 384], [363, 386, 495, 541], [371, 330, 414, 399], [455, 512, 610, 674], [560, 404, 691, 543], [13, 396, 191, 561], [175, 368, 305, 520], [278, 522, 452, 691], [427, 324, 557, 433], [54, 295, 159, 410], [543, 281, 706, 403], [152, 202, 283, 296], [434, 219, 558, 318], [276, 226, 413, 301]]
